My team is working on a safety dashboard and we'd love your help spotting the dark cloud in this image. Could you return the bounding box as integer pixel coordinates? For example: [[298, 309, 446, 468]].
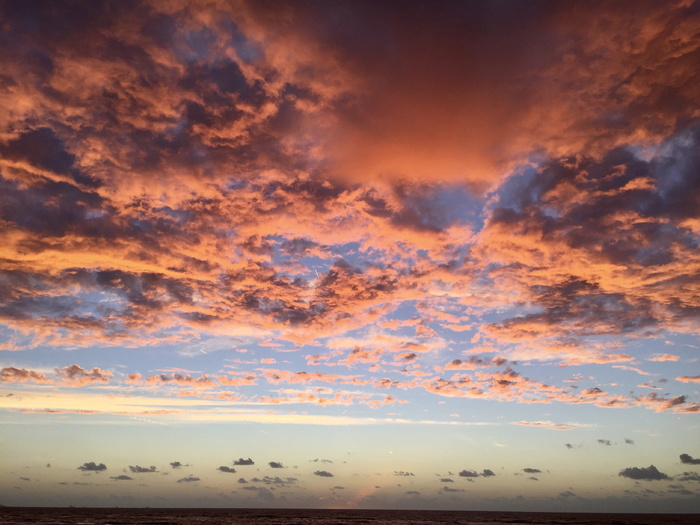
[[249, 476, 298, 486], [618, 465, 670, 481], [625, 438, 634, 445], [565, 443, 574, 449], [405, 490, 420, 495], [233, 458, 254, 465], [218, 466, 237, 473], [77, 462, 106, 472], [110, 475, 133, 481], [676, 472, 700, 482], [310, 458, 333, 463], [177, 476, 200, 483], [393, 471, 414, 476], [314, 470, 333, 477], [268, 461, 284, 469], [559, 490, 577, 499], [528, 477, 539, 481], [598, 439, 612, 446], [128, 465, 157, 473], [481, 469, 496, 477], [442, 486, 465, 493], [170, 461, 182, 469], [680, 453, 700, 465], [458, 469, 478, 478], [523, 468, 541, 474], [440, 478, 454, 483], [238, 478, 248, 484]]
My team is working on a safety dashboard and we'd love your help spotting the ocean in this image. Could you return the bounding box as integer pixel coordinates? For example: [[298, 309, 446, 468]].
[[0, 508, 698, 525]]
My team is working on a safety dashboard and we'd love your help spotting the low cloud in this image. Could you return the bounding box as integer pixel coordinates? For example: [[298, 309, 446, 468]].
[[314, 470, 333, 477], [618, 465, 670, 481], [393, 471, 414, 476], [129, 465, 157, 473], [77, 462, 106, 472], [268, 461, 284, 469], [523, 468, 541, 474], [458, 469, 478, 478], [110, 475, 133, 481], [676, 472, 700, 482], [170, 462, 182, 469], [233, 458, 254, 465], [481, 469, 496, 477], [218, 466, 237, 473], [625, 438, 634, 445], [177, 476, 200, 483], [442, 486, 465, 493], [680, 453, 700, 465], [680, 454, 700, 465], [598, 439, 612, 446]]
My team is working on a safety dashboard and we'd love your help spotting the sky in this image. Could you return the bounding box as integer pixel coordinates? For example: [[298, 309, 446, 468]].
[[0, 0, 699, 513]]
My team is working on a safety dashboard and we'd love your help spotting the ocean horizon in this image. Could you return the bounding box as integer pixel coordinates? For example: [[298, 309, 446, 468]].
[[1, 507, 699, 525]]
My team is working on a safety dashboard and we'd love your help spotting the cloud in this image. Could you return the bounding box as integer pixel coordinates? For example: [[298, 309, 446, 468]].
[[177, 476, 200, 483], [598, 439, 612, 446], [458, 470, 479, 478], [268, 461, 284, 469], [233, 458, 255, 466], [77, 462, 106, 472], [648, 354, 679, 362], [676, 376, 700, 383], [481, 469, 496, 477], [523, 468, 541, 474], [625, 438, 635, 445], [680, 454, 700, 465], [55, 365, 113, 387], [110, 475, 133, 481], [128, 465, 157, 473], [393, 471, 414, 477], [512, 421, 584, 431], [0, 367, 51, 384], [676, 472, 700, 482], [218, 466, 237, 473], [618, 465, 670, 481], [314, 470, 333, 477], [170, 462, 182, 469]]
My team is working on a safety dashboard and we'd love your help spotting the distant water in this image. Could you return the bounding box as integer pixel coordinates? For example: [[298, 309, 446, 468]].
[[1, 508, 698, 525]]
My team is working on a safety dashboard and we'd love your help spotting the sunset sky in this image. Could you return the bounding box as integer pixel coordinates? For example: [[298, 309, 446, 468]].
[[1, 0, 699, 513]]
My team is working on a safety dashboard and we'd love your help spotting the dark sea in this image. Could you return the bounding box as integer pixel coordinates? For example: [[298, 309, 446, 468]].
[[0, 508, 698, 525]]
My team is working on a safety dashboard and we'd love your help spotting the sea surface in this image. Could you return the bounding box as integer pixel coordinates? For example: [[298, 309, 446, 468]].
[[0, 508, 698, 525]]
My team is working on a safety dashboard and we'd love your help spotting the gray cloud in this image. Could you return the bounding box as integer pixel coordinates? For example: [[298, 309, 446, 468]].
[[110, 475, 133, 481], [77, 462, 106, 472], [680, 453, 700, 465], [618, 465, 670, 481], [268, 461, 284, 469], [170, 461, 182, 469], [481, 469, 496, 477], [128, 465, 157, 473], [676, 472, 700, 482], [218, 466, 237, 473], [523, 468, 541, 474], [233, 458, 254, 466], [598, 439, 612, 446], [177, 475, 200, 483], [458, 469, 479, 478], [393, 471, 414, 476], [314, 470, 333, 477]]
